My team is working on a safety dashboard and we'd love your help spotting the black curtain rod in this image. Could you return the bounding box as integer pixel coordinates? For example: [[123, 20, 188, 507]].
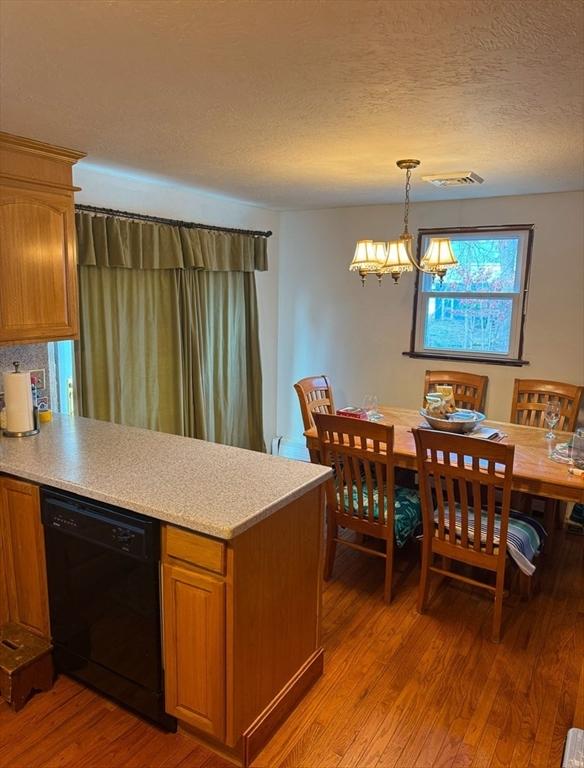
[[75, 204, 273, 238]]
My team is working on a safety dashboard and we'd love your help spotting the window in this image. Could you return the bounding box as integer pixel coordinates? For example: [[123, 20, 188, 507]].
[[409, 225, 533, 364], [47, 340, 76, 414]]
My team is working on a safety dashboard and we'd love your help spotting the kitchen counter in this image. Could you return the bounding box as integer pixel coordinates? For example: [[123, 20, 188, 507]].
[[0, 414, 330, 539], [0, 414, 330, 765]]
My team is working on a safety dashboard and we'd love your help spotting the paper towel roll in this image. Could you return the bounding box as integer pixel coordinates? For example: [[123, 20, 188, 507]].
[[4, 371, 34, 433]]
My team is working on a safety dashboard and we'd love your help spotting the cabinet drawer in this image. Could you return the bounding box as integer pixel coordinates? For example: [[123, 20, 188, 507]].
[[163, 525, 226, 575]]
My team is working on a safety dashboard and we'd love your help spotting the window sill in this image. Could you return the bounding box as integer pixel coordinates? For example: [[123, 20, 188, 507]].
[[402, 351, 530, 367]]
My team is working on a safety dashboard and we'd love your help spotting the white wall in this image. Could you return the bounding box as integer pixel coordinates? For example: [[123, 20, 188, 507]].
[[74, 165, 280, 446], [277, 191, 584, 443], [72, 170, 584, 449]]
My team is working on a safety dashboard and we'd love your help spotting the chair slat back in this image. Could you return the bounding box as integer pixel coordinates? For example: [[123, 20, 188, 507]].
[[511, 379, 583, 432], [294, 375, 336, 432], [424, 370, 488, 412], [314, 413, 394, 536], [413, 429, 514, 563]]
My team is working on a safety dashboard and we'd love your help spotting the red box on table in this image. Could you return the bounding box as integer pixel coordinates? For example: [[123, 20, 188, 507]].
[[337, 407, 369, 420]]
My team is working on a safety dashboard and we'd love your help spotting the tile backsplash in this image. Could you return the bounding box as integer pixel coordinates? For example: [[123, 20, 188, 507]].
[[0, 344, 51, 409]]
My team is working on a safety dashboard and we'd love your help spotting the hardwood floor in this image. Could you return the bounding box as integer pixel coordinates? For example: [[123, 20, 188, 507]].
[[0, 531, 582, 767]]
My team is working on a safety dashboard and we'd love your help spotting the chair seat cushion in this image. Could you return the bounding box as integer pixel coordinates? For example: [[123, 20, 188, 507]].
[[343, 485, 421, 548], [571, 503, 584, 524], [433, 505, 544, 575]]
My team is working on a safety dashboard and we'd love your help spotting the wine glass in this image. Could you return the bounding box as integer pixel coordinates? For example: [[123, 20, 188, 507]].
[[571, 428, 584, 470], [362, 394, 372, 416], [363, 394, 381, 420], [544, 399, 560, 440]]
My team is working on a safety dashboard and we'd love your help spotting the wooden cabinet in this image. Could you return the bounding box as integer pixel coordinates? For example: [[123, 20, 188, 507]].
[[162, 562, 225, 739], [0, 476, 50, 637], [161, 487, 325, 766], [0, 132, 85, 345]]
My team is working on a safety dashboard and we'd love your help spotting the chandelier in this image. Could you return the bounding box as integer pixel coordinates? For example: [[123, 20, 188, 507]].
[[350, 159, 458, 285]]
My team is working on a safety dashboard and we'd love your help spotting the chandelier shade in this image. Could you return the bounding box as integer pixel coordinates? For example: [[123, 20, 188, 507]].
[[382, 240, 414, 274], [420, 238, 458, 272], [349, 240, 387, 273]]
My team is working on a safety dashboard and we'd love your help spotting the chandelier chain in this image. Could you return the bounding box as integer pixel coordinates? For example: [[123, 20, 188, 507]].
[[403, 168, 412, 235]]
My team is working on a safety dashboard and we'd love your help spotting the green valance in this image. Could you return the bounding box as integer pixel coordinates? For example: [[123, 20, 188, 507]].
[[76, 211, 268, 272]]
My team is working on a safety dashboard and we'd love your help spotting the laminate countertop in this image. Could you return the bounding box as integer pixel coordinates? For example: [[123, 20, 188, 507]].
[[0, 415, 330, 539]]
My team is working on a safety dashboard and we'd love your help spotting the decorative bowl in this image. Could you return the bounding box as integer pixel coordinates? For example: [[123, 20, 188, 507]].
[[419, 408, 486, 434]]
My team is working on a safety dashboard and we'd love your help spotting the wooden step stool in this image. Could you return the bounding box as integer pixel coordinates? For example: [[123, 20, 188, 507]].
[[0, 624, 53, 711]]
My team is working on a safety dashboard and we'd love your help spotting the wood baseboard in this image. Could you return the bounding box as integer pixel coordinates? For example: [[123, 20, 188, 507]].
[[242, 647, 324, 766], [177, 648, 324, 768], [178, 723, 243, 766]]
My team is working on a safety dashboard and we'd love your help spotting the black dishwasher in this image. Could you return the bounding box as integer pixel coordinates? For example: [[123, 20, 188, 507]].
[[41, 488, 176, 731]]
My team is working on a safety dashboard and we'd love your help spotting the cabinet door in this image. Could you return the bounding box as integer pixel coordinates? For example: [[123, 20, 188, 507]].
[[162, 563, 225, 739], [0, 477, 50, 637], [0, 185, 78, 344], [0, 499, 9, 626]]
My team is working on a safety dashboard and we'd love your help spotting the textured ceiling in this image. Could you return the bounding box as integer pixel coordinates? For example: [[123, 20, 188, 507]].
[[1, 0, 583, 209]]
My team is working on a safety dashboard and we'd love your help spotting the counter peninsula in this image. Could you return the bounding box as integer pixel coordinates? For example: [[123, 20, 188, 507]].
[[0, 415, 330, 766]]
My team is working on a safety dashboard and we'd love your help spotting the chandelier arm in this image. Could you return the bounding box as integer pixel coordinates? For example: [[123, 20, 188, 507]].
[[408, 257, 441, 275]]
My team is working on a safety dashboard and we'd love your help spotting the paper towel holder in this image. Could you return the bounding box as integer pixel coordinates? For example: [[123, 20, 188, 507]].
[[2, 361, 40, 438]]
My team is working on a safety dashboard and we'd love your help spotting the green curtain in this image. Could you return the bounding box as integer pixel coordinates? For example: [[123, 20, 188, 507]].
[[76, 212, 266, 452], [76, 213, 267, 271], [78, 267, 186, 435], [179, 271, 264, 450]]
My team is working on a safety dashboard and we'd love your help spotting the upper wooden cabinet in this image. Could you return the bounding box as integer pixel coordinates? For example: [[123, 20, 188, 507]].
[[0, 132, 86, 345]]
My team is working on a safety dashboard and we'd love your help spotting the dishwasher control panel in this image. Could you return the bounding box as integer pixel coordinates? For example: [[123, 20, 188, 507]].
[[41, 490, 155, 561]]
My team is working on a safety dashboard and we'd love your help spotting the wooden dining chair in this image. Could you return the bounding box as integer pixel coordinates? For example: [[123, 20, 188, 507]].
[[424, 370, 488, 412], [510, 379, 583, 431], [510, 379, 584, 540], [294, 375, 335, 463], [413, 428, 535, 642], [314, 413, 420, 603]]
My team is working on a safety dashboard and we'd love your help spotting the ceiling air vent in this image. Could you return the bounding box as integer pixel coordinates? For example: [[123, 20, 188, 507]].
[[422, 171, 484, 188]]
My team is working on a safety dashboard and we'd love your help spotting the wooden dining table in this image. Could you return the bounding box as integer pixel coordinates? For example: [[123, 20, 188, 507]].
[[304, 406, 584, 504]]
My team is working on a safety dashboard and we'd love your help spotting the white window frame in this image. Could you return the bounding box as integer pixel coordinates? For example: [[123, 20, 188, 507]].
[[411, 225, 533, 364]]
